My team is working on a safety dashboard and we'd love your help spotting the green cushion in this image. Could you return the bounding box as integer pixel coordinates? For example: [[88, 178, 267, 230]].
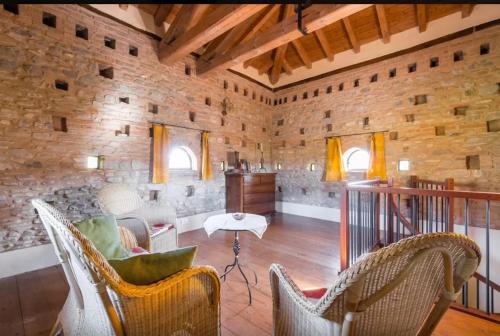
[[109, 246, 197, 285], [74, 215, 128, 260]]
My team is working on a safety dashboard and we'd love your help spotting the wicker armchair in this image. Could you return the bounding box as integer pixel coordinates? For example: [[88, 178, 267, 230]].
[[32, 199, 221, 336], [270, 233, 480, 336], [97, 184, 178, 252]]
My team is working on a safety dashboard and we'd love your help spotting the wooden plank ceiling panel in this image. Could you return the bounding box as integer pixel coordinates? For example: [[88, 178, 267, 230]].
[[384, 4, 417, 34], [427, 4, 461, 21], [347, 6, 380, 46]]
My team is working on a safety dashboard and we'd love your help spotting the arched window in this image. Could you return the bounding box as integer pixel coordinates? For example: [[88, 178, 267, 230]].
[[343, 147, 369, 171], [169, 146, 197, 170]]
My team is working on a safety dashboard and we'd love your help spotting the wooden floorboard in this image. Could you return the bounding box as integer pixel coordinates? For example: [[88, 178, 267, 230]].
[[0, 213, 498, 335]]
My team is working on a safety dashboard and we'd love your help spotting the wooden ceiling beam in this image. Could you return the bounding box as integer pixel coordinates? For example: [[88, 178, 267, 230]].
[[282, 59, 293, 75], [291, 39, 312, 69], [257, 58, 273, 75], [197, 4, 370, 75], [461, 4, 475, 18], [342, 17, 360, 53], [269, 5, 295, 84], [416, 4, 427, 33], [315, 28, 335, 61], [186, 4, 211, 30], [160, 5, 198, 46], [165, 4, 182, 24], [240, 5, 281, 43], [375, 4, 390, 44], [159, 4, 268, 65], [154, 4, 173, 26]]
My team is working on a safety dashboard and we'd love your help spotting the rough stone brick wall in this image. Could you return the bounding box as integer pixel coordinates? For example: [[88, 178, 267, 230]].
[[0, 4, 274, 251], [272, 25, 500, 227]]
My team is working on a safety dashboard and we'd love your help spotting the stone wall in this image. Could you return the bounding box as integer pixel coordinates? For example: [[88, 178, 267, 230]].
[[271, 24, 500, 227], [0, 4, 274, 251]]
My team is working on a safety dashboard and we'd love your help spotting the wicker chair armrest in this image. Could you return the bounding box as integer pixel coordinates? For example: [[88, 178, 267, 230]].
[[126, 206, 177, 227], [269, 263, 317, 314], [116, 215, 151, 251]]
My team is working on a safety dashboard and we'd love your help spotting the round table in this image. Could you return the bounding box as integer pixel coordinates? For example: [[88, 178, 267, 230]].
[[203, 213, 268, 305]]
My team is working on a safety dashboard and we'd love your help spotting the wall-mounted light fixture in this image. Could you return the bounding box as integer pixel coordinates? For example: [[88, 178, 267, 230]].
[[398, 160, 410, 171], [220, 160, 225, 171], [87, 155, 105, 169], [276, 162, 282, 170], [309, 163, 316, 171]]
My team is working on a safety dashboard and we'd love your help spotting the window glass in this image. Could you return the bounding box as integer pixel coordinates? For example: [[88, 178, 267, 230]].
[[169, 146, 197, 170], [344, 148, 369, 171]]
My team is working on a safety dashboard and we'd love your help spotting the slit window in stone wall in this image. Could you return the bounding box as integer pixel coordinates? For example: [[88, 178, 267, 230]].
[[149, 190, 159, 201], [363, 117, 369, 127], [75, 24, 88, 40], [414, 94, 427, 105], [466, 155, 480, 170], [274, 99, 278, 106], [262, 127, 266, 132], [169, 146, 197, 170], [454, 106, 468, 116], [189, 111, 196, 122], [370, 74, 378, 83], [119, 97, 129, 104], [324, 110, 331, 119], [327, 124, 332, 132], [234, 84, 238, 93], [129, 45, 138, 57], [3, 4, 19, 15], [260, 95, 263, 102], [104, 36, 116, 49], [275, 131, 279, 136], [99, 65, 114, 79], [243, 89, 248, 96], [55, 80, 68, 91], [405, 114, 415, 122], [326, 86, 332, 94], [389, 68, 397, 78], [389, 131, 398, 140], [328, 192, 335, 198], [300, 140, 306, 147], [52, 116, 67, 132], [338, 83, 344, 91], [148, 103, 158, 114], [42, 12, 57, 28], [184, 64, 191, 76], [430, 57, 439, 68], [354, 79, 359, 87], [241, 123, 246, 131], [277, 119, 284, 126], [221, 118, 225, 126], [480, 43, 490, 55], [314, 89, 319, 97], [300, 128, 305, 134], [293, 95, 297, 101], [252, 92, 256, 100], [408, 63, 417, 73], [453, 51, 464, 62], [284, 97, 287, 103], [205, 97, 211, 106], [278, 98, 282, 105], [223, 80, 228, 89], [303, 92, 308, 99]]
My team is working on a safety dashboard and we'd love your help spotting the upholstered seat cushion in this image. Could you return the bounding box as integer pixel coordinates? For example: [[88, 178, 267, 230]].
[[302, 287, 328, 304], [75, 215, 129, 260], [109, 246, 197, 285]]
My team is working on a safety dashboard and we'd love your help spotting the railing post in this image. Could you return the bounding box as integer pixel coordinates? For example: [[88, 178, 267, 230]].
[[340, 186, 349, 271], [409, 175, 418, 188], [445, 178, 454, 232]]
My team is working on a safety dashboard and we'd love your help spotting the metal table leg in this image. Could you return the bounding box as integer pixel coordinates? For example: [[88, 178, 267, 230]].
[[219, 231, 256, 304]]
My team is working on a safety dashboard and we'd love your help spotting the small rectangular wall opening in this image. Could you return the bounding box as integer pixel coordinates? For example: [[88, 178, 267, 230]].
[[328, 192, 335, 198], [129, 45, 138, 57], [3, 4, 19, 15], [241, 123, 246, 131], [241, 140, 247, 147], [220, 118, 225, 126], [293, 95, 297, 101], [486, 119, 500, 132], [148, 103, 158, 114], [414, 94, 427, 105], [324, 110, 331, 119], [408, 63, 417, 73], [313, 89, 319, 97], [243, 89, 248, 96], [405, 114, 415, 122], [99, 65, 114, 79], [223, 80, 228, 89], [453, 51, 464, 62], [338, 83, 344, 91], [466, 155, 480, 170], [274, 131, 279, 136], [225, 137, 230, 145], [354, 79, 359, 87], [278, 98, 282, 105], [430, 57, 439, 68], [149, 190, 159, 201], [300, 140, 306, 147], [327, 124, 332, 132], [104, 36, 116, 49], [234, 84, 238, 93], [119, 97, 129, 104], [75, 24, 88, 40], [262, 127, 266, 132], [205, 97, 211, 106], [303, 92, 308, 99], [42, 12, 57, 28], [277, 119, 284, 126], [389, 131, 398, 140], [370, 74, 378, 83], [389, 68, 397, 78], [54, 80, 68, 91], [435, 126, 445, 136], [363, 117, 369, 127], [326, 86, 332, 94], [252, 92, 256, 100], [300, 128, 305, 134], [52, 116, 67, 132], [274, 99, 278, 106], [454, 106, 468, 116], [480, 43, 490, 55], [283, 97, 287, 103], [189, 111, 196, 122]]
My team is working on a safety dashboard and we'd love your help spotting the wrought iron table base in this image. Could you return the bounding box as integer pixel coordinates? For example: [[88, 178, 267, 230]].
[[220, 231, 258, 304]]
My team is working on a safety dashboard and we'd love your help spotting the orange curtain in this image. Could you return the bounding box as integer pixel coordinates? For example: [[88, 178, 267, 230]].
[[152, 125, 169, 184], [367, 132, 387, 180], [325, 137, 346, 182], [201, 131, 213, 180]]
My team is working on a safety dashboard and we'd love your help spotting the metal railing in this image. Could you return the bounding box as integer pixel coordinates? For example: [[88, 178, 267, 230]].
[[340, 177, 500, 320]]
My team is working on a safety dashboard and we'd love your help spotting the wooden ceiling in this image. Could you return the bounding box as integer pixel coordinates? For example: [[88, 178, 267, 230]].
[[138, 4, 476, 84]]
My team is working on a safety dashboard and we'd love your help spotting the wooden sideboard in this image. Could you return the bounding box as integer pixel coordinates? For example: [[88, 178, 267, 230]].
[[225, 172, 276, 215]]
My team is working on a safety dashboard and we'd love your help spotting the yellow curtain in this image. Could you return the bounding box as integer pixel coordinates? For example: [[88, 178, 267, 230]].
[[367, 132, 387, 180], [152, 125, 169, 184], [325, 137, 346, 182], [201, 131, 213, 180]]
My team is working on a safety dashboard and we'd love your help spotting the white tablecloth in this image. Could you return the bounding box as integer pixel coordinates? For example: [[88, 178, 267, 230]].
[[203, 213, 268, 239]]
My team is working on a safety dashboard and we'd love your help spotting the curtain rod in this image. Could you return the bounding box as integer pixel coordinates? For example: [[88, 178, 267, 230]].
[[149, 121, 210, 133], [325, 130, 389, 139]]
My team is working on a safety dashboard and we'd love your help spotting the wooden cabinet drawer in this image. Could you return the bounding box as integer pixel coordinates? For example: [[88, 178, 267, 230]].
[[260, 175, 275, 184], [244, 192, 275, 205], [244, 202, 274, 215], [243, 175, 259, 184], [244, 183, 275, 194]]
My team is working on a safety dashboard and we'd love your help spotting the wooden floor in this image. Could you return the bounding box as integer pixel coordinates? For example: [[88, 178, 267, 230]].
[[1, 213, 499, 335]]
